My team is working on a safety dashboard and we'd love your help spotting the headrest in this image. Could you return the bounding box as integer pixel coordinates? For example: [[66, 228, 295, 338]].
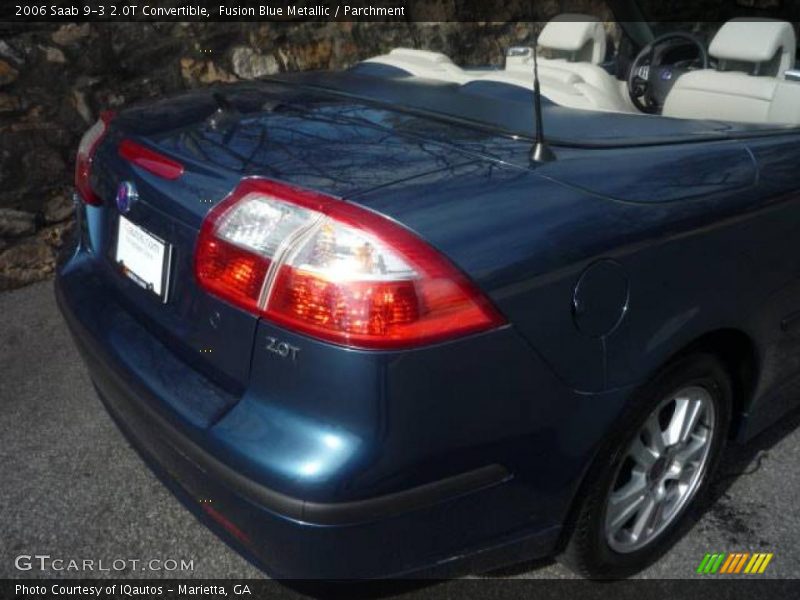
[[386, 48, 455, 66], [538, 14, 607, 65], [710, 18, 796, 76]]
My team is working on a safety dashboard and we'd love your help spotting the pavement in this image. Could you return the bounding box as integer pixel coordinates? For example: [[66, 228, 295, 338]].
[[1, 280, 800, 591]]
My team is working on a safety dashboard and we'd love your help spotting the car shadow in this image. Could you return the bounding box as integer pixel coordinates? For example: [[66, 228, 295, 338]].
[[694, 402, 800, 548]]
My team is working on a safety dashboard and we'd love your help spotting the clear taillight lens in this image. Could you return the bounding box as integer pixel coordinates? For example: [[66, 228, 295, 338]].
[[74, 111, 115, 205], [195, 179, 505, 349], [195, 184, 319, 312]]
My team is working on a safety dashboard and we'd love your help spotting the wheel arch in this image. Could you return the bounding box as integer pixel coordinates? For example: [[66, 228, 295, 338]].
[[656, 328, 758, 440], [557, 327, 758, 560]]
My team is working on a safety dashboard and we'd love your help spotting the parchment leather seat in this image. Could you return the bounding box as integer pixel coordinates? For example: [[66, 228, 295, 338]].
[[663, 19, 800, 125]]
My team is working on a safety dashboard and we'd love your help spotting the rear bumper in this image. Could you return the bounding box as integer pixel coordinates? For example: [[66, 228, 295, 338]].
[[71, 307, 509, 527], [55, 257, 573, 578]]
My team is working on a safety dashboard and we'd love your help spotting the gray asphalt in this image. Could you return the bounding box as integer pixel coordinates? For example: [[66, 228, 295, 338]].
[[1, 280, 799, 588]]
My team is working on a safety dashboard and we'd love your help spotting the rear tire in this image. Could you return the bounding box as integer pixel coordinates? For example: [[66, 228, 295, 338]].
[[559, 353, 732, 579]]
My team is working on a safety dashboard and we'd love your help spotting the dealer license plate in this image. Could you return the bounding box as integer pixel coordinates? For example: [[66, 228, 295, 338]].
[[115, 216, 171, 301]]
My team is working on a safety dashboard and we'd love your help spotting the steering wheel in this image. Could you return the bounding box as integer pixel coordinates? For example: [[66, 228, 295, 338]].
[[627, 32, 709, 114]]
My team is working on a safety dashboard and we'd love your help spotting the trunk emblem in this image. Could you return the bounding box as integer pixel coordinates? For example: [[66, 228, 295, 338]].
[[266, 336, 300, 362], [116, 181, 138, 213]]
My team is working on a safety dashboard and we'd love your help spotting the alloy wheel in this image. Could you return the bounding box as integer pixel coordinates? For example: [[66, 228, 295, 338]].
[[604, 385, 716, 553]]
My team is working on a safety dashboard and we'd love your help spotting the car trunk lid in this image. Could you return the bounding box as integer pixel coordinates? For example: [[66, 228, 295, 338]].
[[101, 80, 507, 227], [85, 81, 500, 425]]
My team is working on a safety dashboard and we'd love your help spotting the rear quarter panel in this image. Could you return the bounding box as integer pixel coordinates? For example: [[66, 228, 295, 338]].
[[352, 133, 800, 437]]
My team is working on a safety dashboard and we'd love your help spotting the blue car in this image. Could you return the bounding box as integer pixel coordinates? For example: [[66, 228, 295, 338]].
[[57, 12, 800, 579]]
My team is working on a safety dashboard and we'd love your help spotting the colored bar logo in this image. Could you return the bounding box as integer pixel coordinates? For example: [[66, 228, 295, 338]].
[[696, 552, 773, 574]]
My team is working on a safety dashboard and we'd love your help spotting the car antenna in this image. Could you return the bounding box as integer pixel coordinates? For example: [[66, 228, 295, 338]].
[[529, 34, 556, 164]]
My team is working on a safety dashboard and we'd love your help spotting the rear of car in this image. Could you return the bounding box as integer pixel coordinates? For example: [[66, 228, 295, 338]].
[[55, 81, 630, 578]]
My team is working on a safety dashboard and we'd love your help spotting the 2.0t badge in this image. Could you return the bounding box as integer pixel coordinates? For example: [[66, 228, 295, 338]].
[[265, 336, 300, 362]]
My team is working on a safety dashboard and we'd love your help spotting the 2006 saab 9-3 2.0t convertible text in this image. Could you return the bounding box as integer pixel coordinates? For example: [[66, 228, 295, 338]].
[[57, 7, 800, 580]]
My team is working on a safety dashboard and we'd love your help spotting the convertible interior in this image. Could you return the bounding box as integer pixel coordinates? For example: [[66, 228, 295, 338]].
[[361, 16, 800, 126]]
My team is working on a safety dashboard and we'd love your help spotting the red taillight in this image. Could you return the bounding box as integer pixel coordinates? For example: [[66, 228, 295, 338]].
[[119, 139, 185, 180], [268, 268, 422, 345], [74, 110, 115, 205], [195, 237, 270, 313], [195, 179, 505, 350]]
